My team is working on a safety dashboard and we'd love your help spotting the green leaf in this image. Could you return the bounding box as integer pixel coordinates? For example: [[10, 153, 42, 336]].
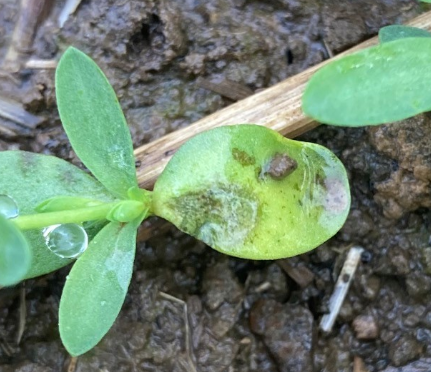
[[0, 215, 31, 286], [0, 151, 115, 279], [302, 38, 431, 126], [36, 196, 104, 213], [59, 219, 140, 356], [152, 125, 350, 260], [379, 25, 431, 43], [56, 47, 137, 198]]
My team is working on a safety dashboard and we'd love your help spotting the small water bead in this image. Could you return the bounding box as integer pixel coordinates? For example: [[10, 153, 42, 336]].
[[0, 194, 19, 219], [43, 223, 88, 258]]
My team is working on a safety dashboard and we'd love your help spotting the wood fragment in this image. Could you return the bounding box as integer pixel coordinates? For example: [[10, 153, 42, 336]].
[[322, 38, 334, 59], [0, 124, 17, 138], [134, 11, 431, 189], [320, 246, 364, 333], [16, 284, 26, 345], [0, 71, 21, 85], [0, 341, 13, 356], [353, 356, 369, 372], [25, 59, 57, 69], [197, 77, 254, 101], [239, 337, 251, 345], [3, 0, 52, 72], [0, 96, 45, 129], [277, 259, 315, 288], [255, 281, 271, 293], [58, 0, 83, 28], [67, 356, 78, 372]]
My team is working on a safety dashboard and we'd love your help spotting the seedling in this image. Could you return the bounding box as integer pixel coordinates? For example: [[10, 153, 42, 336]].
[[0, 47, 350, 355]]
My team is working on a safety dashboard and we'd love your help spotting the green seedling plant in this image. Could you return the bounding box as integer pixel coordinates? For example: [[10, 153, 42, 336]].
[[0, 47, 351, 355]]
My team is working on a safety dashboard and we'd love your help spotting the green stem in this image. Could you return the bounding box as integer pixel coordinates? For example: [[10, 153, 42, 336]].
[[12, 202, 118, 231]]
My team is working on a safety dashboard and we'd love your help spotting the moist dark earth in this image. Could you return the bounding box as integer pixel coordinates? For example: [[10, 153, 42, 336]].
[[1, 0, 431, 371]]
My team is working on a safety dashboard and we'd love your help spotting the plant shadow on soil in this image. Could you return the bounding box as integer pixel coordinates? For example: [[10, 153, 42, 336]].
[[1, 0, 431, 371]]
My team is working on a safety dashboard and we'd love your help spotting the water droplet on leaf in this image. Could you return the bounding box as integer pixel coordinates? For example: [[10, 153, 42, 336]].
[[43, 224, 88, 258], [0, 195, 19, 219]]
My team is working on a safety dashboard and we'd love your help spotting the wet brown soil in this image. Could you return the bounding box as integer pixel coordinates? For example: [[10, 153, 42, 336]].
[[1, 0, 431, 371]]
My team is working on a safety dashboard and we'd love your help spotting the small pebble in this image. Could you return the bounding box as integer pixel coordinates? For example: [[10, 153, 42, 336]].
[[353, 315, 379, 340], [388, 335, 423, 367]]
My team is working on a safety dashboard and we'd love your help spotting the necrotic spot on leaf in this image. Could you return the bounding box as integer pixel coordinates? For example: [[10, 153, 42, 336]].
[[261, 153, 298, 180], [322, 178, 349, 214], [171, 184, 258, 249], [232, 148, 256, 166]]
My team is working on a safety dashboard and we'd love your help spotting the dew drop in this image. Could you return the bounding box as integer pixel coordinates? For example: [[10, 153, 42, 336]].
[[43, 224, 88, 258], [101, 301, 106, 307], [0, 194, 19, 219]]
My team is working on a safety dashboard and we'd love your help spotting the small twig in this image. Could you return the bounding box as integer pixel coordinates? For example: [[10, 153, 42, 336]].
[[0, 96, 45, 129], [25, 59, 57, 69], [159, 292, 197, 372], [16, 283, 26, 345], [67, 356, 78, 372], [0, 340, 13, 356], [353, 356, 369, 372], [196, 77, 254, 101], [0, 71, 21, 85], [255, 281, 271, 293], [320, 246, 364, 333], [58, 0, 83, 28], [0, 124, 17, 138], [120, 345, 137, 372], [277, 259, 315, 288], [3, 0, 51, 72], [322, 38, 334, 59]]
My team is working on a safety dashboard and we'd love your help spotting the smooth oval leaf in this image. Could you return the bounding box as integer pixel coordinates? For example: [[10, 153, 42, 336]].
[[0, 151, 115, 279], [379, 25, 431, 43], [56, 47, 137, 198], [302, 38, 431, 126], [59, 219, 140, 356], [0, 215, 31, 286], [152, 125, 350, 260]]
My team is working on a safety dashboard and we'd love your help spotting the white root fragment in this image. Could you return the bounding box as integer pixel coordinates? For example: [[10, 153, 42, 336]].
[[25, 59, 57, 69], [16, 284, 26, 345], [319, 246, 364, 333], [58, 0, 83, 28], [0, 96, 45, 129]]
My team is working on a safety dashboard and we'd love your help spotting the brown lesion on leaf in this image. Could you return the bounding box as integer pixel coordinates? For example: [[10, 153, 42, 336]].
[[169, 183, 258, 249], [261, 153, 298, 180], [232, 148, 256, 166]]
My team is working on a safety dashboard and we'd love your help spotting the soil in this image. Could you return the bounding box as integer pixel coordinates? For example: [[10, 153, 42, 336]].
[[1, 0, 431, 371]]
